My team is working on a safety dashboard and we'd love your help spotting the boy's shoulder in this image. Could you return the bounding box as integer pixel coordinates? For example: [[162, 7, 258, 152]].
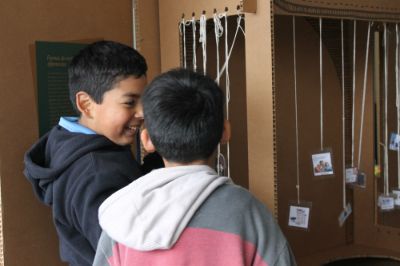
[[45, 125, 140, 180], [189, 183, 274, 227]]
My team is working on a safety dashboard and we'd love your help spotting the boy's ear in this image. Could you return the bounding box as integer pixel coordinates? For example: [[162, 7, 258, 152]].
[[221, 120, 231, 144], [140, 128, 156, 153], [76, 91, 94, 118]]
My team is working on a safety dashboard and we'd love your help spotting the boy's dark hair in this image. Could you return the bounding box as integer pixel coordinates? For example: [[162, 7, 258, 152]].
[[142, 68, 224, 163], [68, 40, 147, 112]]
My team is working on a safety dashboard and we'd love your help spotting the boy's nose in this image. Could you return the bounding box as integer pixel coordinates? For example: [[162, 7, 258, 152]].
[[135, 102, 144, 119]]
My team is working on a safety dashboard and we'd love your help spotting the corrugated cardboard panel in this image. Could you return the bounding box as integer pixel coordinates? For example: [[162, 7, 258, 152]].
[[0, 0, 133, 265], [275, 0, 400, 21]]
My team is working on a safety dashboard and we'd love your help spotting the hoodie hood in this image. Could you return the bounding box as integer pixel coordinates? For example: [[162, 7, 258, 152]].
[[99, 165, 231, 251], [24, 126, 121, 205]]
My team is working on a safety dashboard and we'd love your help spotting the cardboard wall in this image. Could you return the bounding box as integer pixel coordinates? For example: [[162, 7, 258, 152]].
[[274, 14, 400, 264], [0, 0, 161, 264], [158, 0, 253, 189], [157, 0, 276, 219], [136, 0, 161, 80], [275, 16, 347, 257]]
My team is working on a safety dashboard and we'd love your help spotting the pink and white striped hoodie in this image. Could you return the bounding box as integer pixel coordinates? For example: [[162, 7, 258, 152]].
[[93, 165, 296, 266]]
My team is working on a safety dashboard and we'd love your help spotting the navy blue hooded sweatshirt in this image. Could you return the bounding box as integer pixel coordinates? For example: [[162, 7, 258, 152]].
[[24, 125, 143, 265]]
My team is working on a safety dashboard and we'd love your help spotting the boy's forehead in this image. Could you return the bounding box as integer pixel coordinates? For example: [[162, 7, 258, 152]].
[[113, 75, 147, 95]]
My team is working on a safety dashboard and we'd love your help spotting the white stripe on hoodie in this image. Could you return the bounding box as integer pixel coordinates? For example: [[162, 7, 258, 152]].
[[98, 165, 231, 251]]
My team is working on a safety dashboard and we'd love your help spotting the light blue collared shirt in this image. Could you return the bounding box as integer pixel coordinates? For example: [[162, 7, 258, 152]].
[[58, 116, 96, 135]]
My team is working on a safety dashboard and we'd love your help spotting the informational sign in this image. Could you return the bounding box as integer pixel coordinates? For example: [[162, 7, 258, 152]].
[[36, 41, 87, 136], [288, 201, 312, 230]]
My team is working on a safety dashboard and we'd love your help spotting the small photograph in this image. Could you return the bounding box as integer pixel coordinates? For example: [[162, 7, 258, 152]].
[[389, 132, 400, 151], [357, 171, 366, 188], [345, 167, 358, 184], [312, 152, 334, 176], [288, 205, 310, 229], [392, 189, 400, 208]]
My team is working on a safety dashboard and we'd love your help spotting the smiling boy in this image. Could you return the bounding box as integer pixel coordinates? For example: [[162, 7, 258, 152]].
[[24, 41, 156, 266]]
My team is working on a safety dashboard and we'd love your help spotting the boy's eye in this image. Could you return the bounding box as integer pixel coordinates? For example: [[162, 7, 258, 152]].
[[124, 100, 136, 106]]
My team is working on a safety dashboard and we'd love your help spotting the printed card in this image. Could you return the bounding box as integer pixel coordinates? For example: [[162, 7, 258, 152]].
[[345, 167, 358, 184], [378, 194, 395, 211], [392, 188, 400, 208], [288, 203, 311, 230], [389, 132, 400, 151], [357, 171, 366, 188], [338, 203, 352, 227]]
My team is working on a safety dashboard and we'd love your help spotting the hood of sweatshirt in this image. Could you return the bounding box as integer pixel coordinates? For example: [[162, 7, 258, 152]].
[[24, 126, 125, 205], [98, 165, 231, 251]]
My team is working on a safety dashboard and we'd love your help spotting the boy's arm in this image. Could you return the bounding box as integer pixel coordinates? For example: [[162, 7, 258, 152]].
[[245, 197, 297, 266], [92, 232, 116, 266], [69, 153, 141, 251]]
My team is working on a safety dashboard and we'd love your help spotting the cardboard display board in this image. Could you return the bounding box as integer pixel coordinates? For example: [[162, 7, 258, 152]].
[[275, 0, 400, 22], [0, 0, 136, 264], [3, 0, 400, 265], [159, 0, 276, 212]]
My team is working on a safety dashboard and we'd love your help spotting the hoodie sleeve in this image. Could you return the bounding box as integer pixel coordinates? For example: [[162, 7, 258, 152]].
[[92, 232, 115, 266], [68, 152, 141, 251], [245, 197, 297, 266]]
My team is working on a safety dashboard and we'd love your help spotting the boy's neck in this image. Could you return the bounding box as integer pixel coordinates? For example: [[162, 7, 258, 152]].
[[163, 158, 210, 168]]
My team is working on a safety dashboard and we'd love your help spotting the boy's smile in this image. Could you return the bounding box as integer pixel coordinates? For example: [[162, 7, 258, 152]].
[[80, 75, 147, 146]]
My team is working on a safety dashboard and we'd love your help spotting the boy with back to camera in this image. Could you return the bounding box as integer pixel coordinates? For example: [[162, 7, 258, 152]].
[[24, 40, 162, 266], [93, 68, 297, 266]]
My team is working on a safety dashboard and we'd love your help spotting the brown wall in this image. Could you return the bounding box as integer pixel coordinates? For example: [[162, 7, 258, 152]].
[[0, 0, 145, 265], [158, 0, 251, 188], [275, 16, 347, 257], [136, 0, 161, 80], [274, 15, 400, 264]]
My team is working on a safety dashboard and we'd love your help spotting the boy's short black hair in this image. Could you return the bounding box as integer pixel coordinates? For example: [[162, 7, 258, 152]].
[[142, 68, 224, 163], [68, 40, 147, 112]]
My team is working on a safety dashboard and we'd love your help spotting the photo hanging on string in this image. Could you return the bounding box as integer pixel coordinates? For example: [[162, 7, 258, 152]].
[[389, 132, 400, 151], [311, 150, 334, 178]]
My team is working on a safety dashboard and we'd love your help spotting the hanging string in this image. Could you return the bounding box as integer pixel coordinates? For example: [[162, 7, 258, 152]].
[[192, 15, 197, 71], [293, 16, 301, 204], [352, 21, 357, 168], [396, 23, 400, 189], [214, 12, 223, 85], [223, 12, 231, 177], [214, 11, 224, 175], [319, 17, 324, 150], [179, 17, 188, 68], [341, 20, 346, 209], [199, 13, 207, 75], [216, 11, 244, 80], [384, 23, 389, 195], [357, 22, 371, 171]]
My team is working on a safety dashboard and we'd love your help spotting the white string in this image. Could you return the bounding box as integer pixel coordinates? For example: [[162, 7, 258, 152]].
[[357, 22, 371, 172], [384, 23, 389, 195], [180, 18, 187, 68], [396, 24, 400, 189], [222, 12, 231, 178], [192, 16, 197, 71], [199, 14, 207, 75], [214, 13, 223, 84], [319, 17, 324, 150], [293, 17, 301, 204], [214, 12, 223, 175], [216, 12, 244, 81], [341, 20, 346, 209], [352, 21, 356, 168]]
